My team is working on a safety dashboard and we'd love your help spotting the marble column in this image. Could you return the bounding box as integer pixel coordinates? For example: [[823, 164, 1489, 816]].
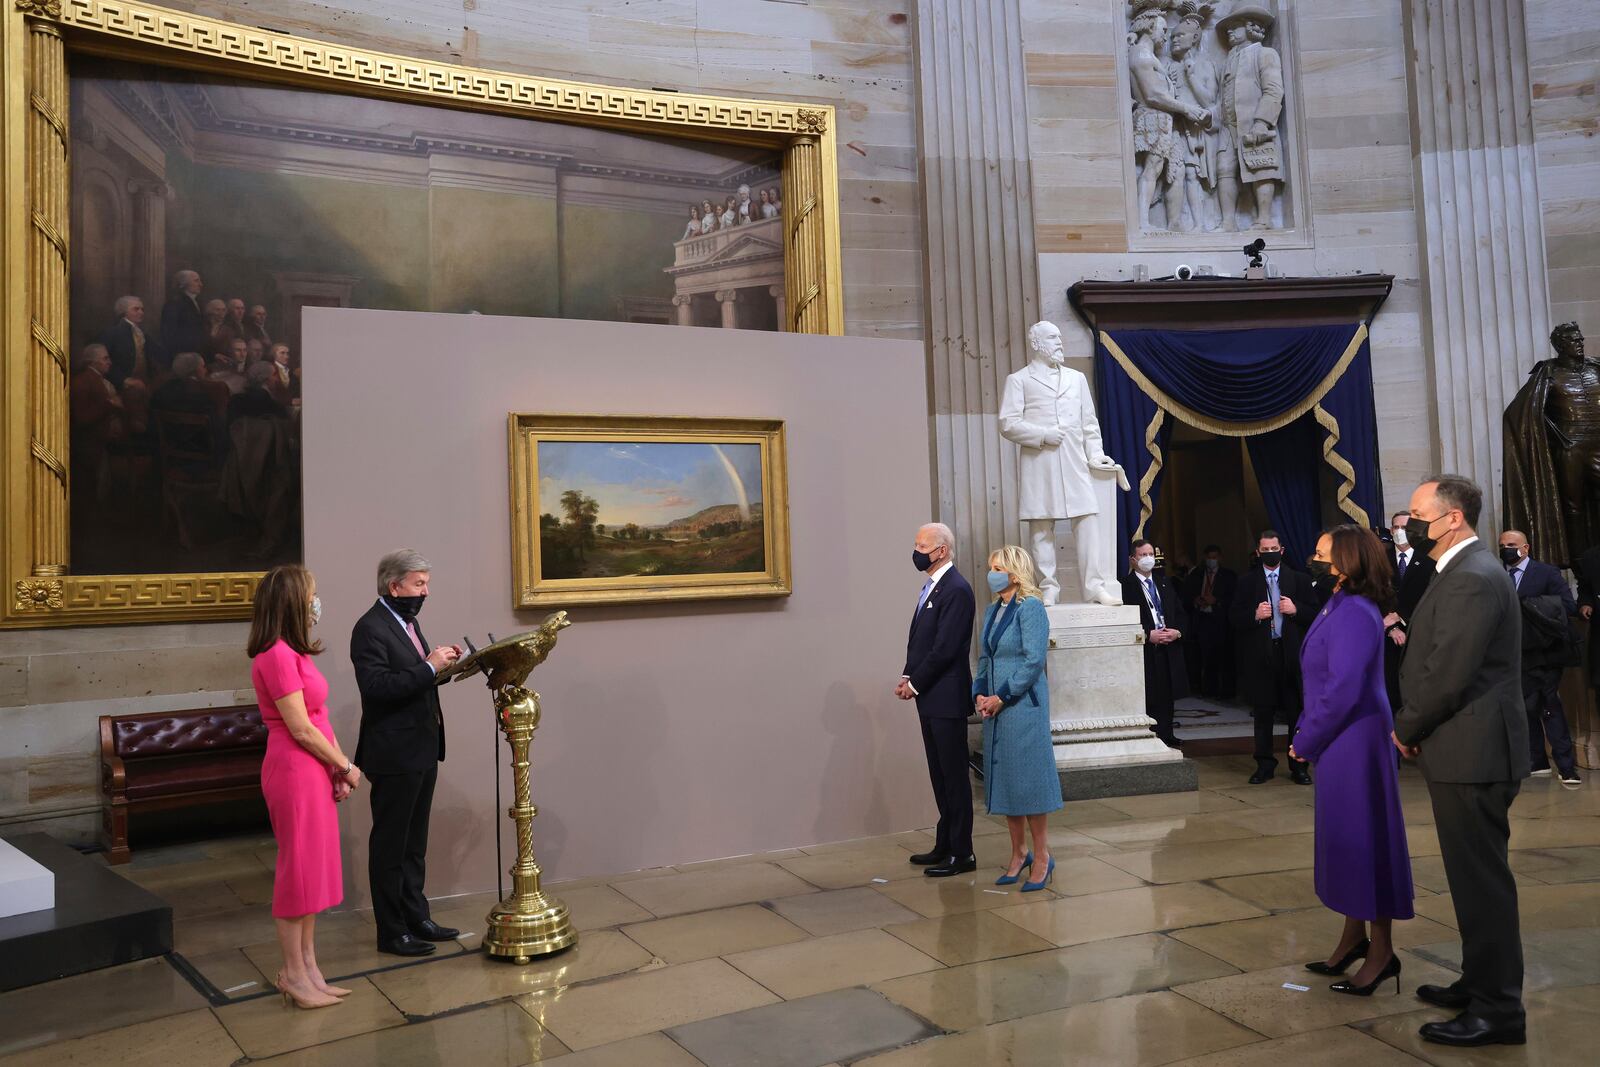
[[672, 294, 693, 327], [1404, 0, 1551, 528], [913, 0, 1041, 583], [715, 289, 739, 330], [768, 285, 784, 330]]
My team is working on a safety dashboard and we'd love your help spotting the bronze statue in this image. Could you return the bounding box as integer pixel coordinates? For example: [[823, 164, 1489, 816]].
[[1504, 322, 1600, 566]]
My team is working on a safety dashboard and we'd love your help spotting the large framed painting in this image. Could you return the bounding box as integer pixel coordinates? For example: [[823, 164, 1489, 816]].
[[1, 1, 841, 628], [509, 415, 790, 607]]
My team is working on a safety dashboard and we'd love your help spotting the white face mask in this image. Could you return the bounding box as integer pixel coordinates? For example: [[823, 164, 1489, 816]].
[[1392, 528, 1408, 547], [1135, 556, 1157, 574], [309, 595, 322, 625]]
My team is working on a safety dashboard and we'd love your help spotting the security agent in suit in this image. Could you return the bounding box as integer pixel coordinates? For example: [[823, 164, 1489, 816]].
[[1383, 510, 1436, 715], [1231, 529, 1316, 784], [896, 523, 978, 877], [1121, 541, 1189, 747], [1181, 544, 1237, 698], [1394, 477, 1529, 1048], [1500, 530, 1582, 785], [352, 549, 463, 957]]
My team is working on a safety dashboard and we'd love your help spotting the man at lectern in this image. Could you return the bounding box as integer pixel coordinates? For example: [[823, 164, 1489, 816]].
[[351, 549, 463, 957]]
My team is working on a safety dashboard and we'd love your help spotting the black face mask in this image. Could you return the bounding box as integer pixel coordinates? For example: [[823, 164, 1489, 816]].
[[383, 593, 426, 620], [912, 549, 935, 572], [1499, 546, 1523, 567], [1259, 550, 1282, 568], [1308, 560, 1333, 579], [1404, 516, 1438, 556]]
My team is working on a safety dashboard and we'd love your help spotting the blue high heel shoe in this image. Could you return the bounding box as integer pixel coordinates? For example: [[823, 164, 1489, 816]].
[[1021, 855, 1055, 892], [995, 852, 1033, 886]]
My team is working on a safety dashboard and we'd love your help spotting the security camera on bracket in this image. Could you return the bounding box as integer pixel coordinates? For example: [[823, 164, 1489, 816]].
[[1243, 239, 1267, 280]]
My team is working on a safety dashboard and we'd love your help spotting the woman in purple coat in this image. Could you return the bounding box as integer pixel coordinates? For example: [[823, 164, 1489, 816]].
[[1290, 525, 1415, 996]]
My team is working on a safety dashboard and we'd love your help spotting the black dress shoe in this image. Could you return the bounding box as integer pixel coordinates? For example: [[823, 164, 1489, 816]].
[[377, 933, 437, 957], [908, 851, 947, 866], [924, 855, 977, 877], [1289, 766, 1313, 786], [410, 919, 460, 942], [1248, 766, 1274, 785], [1415, 983, 1471, 1009], [1419, 1012, 1526, 1047]]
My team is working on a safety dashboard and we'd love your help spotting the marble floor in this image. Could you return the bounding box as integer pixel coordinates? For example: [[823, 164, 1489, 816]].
[[3, 755, 1599, 1066]]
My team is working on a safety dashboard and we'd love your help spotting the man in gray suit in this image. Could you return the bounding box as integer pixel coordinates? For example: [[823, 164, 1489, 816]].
[[1393, 475, 1529, 1047]]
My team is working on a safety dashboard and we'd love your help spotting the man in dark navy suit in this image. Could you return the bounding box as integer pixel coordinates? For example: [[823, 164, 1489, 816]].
[[1121, 540, 1189, 748], [351, 549, 464, 956], [1384, 510, 1436, 715], [1500, 530, 1582, 785], [896, 522, 977, 877]]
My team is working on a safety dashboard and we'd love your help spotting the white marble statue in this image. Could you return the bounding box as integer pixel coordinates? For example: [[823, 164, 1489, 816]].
[[1217, 4, 1284, 230], [999, 322, 1126, 607]]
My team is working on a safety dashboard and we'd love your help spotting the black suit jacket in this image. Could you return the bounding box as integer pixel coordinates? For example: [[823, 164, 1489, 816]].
[[1396, 541, 1529, 783], [159, 294, 206, 357], [1392, 548, 1434, 621], [1512, 559, 1575, 614], [351, 601, 446, 774], [903, 567, 976, 720], [1122, 571, 1190, 698], [102, 319, 165, 386], [1230, 565, 1316, 708], [1181, 565, 1237, 618]]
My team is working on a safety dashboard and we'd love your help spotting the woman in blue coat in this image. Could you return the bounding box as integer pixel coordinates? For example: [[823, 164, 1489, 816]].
[[974, 544, 1062, 891], [1290, 526, 1415, 996]]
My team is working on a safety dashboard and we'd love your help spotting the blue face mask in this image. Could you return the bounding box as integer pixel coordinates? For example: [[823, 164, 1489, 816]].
[[987, 570, 1012, 594]]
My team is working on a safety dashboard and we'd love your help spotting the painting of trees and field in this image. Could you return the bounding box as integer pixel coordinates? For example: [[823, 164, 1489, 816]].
[[537, 441, 765, 580]]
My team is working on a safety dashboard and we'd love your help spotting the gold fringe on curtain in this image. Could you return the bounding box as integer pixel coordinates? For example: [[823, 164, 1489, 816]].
[[1102, 323, 1374, 532]]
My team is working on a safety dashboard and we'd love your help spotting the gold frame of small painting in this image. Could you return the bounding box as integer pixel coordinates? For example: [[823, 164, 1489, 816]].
[[508, 413, 791, 607]]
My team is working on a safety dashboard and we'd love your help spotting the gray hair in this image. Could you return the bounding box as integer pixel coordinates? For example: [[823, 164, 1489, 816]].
[[376, 548, 431, 595], [173, 269, 198, 290], [920, 522, 955, 552], [246, 360, 275, 386], [114, 295, 142, 317], [73, 343, 108, 371], [170, 351, 202, 379]]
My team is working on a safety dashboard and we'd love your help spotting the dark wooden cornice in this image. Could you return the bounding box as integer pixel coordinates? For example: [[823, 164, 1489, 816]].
[[1066, 274, 1395, 332]]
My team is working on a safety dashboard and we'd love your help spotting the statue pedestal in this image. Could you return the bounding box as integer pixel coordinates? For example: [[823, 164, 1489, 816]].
[[1043, 604, 1195, 799]]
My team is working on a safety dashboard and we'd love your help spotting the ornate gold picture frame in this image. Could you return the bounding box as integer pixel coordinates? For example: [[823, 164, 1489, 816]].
[[509, 414, 791, 608], [1, 0, 842, 628]]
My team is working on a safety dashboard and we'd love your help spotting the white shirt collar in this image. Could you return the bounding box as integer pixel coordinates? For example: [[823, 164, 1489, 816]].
[[1434, 535, 1480, 573], [924, 560, 953, 589], [378, 597, 412, 630]]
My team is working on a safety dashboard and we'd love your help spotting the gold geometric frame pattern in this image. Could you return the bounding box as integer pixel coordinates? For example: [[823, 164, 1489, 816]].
[[2, 0, 843, 628]]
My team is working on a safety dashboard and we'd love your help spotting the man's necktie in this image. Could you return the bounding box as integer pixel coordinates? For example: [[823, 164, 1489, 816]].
[[1512, 566, 1523, 590], [1267, 571, 1282, 638], [914, 580, 933, 618], [1397, 551, 1408, 578], [405, 620, 427, 659], [1144, 577, 1165, 628]]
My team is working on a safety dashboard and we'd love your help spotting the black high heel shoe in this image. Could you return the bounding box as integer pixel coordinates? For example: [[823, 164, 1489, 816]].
[[1330, 953, 1401, 997], [1304, 937, 1370, 976]]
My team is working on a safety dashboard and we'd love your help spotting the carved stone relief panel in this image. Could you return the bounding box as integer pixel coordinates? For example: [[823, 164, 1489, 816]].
[[1118, 0, 1311, 250]]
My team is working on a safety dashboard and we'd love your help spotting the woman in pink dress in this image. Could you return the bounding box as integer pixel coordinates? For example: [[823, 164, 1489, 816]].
[[248, 564, 361, 1010]]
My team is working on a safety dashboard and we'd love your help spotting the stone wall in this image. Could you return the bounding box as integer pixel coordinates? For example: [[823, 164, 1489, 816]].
[[1528, 0, 1600, 330], [1024, 0, 1433, 526], [0, 0, 924, 842]]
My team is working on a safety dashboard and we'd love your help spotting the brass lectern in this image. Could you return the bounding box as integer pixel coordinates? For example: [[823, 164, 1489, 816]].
[[439, 612, 575, 963]]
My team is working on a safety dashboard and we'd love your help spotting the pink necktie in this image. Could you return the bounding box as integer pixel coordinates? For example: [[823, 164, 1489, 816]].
[[405, 621, 426, 659]]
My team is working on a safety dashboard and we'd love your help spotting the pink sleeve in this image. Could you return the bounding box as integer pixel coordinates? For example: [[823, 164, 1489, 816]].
[[254, 641, 305, 702]]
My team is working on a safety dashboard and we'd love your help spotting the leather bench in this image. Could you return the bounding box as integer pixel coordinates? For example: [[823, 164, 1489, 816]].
[[99, 706, 267, 864]]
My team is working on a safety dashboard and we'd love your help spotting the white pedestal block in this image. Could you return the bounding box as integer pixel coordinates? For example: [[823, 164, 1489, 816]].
[[0, 837, 55, 919], [1045, 605, 1194, 797]]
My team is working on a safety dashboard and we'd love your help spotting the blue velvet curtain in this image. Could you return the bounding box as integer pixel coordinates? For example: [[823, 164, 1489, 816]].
[[1093, 323, 1383, 564], [1245, 417, 1323, 565]]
